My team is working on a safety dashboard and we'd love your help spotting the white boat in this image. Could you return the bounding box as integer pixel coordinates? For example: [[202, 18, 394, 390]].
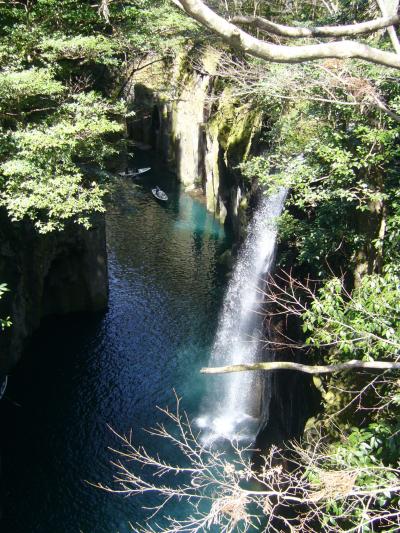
[[151, 186, 168, 201], [118, 167, 151, 178]]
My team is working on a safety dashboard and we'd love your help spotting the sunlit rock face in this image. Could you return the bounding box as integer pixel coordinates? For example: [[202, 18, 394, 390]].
[[125, 50, 264, 242], [0, 211, 108, 375], [127, 59, 225, 216], [169, 72, 211, 189]]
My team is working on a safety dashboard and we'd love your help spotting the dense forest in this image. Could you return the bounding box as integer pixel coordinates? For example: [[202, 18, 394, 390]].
[[1, 1, 400, 532]]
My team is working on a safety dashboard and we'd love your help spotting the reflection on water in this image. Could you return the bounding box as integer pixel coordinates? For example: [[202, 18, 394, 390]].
[[0, 154, 230, 533]]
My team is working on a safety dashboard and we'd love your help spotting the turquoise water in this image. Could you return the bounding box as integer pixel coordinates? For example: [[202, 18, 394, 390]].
[[0, 156, 231, 532]]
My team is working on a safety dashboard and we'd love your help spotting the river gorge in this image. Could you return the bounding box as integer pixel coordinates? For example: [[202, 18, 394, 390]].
[[1, 3, 398, 531], [0, 54, 316, 533]]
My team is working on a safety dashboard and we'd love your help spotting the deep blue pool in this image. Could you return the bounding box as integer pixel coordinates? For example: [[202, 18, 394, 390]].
[[0, 153, 231, 533]]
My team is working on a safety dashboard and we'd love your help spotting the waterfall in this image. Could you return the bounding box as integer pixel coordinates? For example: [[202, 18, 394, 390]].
[[197, 188, 287, 444]]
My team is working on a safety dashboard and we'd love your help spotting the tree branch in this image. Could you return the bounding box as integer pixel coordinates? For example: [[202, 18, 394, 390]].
[[373, 94, 400, 122], [376, 0, 400, 55], [201, 359, 400, 375], [230, 14, 400, 38], [175, 0, 400, 69]]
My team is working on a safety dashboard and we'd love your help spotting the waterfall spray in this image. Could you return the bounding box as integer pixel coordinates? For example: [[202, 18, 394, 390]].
[[197, 188, 287, 444]]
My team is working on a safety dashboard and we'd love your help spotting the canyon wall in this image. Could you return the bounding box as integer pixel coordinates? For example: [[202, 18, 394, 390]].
[[126, 51, 263, 241], [0, 211, 108, 376]]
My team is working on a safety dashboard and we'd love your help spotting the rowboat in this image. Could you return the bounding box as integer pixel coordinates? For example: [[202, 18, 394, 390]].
[[118, 167, 151, 178], [152, 186, 168, 201]]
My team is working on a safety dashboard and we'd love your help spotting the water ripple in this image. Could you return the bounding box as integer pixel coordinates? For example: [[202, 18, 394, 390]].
[[1, 159, 230, 533]]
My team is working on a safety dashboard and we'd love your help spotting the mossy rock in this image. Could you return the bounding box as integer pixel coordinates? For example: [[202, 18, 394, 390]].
[[209, 92, 263, 170]]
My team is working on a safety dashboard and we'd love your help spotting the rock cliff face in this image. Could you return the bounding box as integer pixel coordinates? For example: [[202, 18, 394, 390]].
[[0, 211, 108, 376], [126, 52, 263, 241]]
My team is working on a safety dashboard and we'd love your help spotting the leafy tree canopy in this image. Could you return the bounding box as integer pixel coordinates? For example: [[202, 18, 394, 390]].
[[0, 0, 197, 232]]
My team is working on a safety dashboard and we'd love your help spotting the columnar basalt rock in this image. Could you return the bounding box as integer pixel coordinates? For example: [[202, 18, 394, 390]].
[[126, 51, 263, 241]]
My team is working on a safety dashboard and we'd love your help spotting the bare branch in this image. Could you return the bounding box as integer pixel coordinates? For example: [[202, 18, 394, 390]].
[[201, 50, 400, 122], [373, 93, 400, 122], [100, 400, 400, 532], [376, 0, 400, 54], [230, 14, 400, 38], [175, 0, 400, 69], [98, 0, 111, 24], [201, 359, 400, 374]]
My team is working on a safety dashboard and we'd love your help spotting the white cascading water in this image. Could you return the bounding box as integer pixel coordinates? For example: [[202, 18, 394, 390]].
[[197, 188, 287, 444]]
